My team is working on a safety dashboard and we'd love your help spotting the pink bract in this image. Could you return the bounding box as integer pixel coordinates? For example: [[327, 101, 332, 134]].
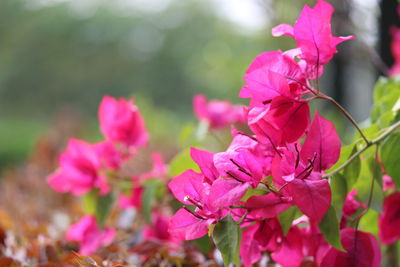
[[66, 215, 116, 255], [193, 94, 245, 129], [321, 228, 381, 267], [99, 95, 148, 150], [47, 139, 109, 196], [272, 0, 354, 78], [379, 192, 400, 245]]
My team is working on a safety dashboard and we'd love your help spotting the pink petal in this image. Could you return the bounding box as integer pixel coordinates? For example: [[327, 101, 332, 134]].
[[272, 24, 294, 38], [168, 170, 207, 204], [289, 178, 331, 222], [321, 228, 381, 267], [190, 147, 219, 183], [300, 111, 341, 172], [169, 208, 213, 240], [379, 192, 400, 245], [208, 178, 249, 208], [240, 223, 263, 267], [245, 194, 292, 219]]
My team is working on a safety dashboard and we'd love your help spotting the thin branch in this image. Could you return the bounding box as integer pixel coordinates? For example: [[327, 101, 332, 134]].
[[323, 120, 400, 178], [318, 94, 370, 145]]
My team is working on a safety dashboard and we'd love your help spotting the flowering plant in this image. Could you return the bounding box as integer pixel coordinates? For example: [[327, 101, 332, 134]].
[[43, 0, 400, 266]]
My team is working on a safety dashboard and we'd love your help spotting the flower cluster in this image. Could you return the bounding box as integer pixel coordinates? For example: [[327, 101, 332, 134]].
[[47, 95, 152, 254], [168, 1, 382, 266]]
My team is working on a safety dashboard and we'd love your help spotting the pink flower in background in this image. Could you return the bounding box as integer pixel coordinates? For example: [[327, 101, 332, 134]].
[[193, 94, 245, 129], [143, 212, 181, 247], [66, 216, 116, 255], [379, 192, 400, 245], [99, 95, 148, 151], [139, 152, 168, 181], [118, 185, 143, 209], [94, 141, 125, 170], [389, 27, 400, 76], [47, 139, 109, 196]]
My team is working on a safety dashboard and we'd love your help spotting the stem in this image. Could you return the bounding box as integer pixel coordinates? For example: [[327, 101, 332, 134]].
[[324, 120, 400, 178], [319, 94, 370, 145], [352, 146, 378, 266]]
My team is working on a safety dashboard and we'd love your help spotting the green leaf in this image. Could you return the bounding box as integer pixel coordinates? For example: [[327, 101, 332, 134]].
[[169, 147, 200, 176], [318, 206, 345, 251], [331, 173, 347, 219], [82, 189, 98, 214], [278, 206, 298, 236], [354, 159, 384, 213], [343, 145, 361, 188], [326, 145, 353, 173], [193, 234, 212, 255], [358, 209, 379, 239], [142, 179, 159, 223], [212, 215, 241, 267], [240, 187, 267, 202], [96, 192, 114, 228], [380, 133, 400, 188]]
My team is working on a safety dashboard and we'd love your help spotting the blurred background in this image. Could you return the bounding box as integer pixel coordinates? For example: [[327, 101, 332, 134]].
[[0, 0, 398, 170]]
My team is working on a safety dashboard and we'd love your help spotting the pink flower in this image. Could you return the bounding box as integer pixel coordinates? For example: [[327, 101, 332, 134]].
[[272, 0, 354, 78], [47, 139, 109, 196], [321, 228, 381, 267], [143, 212, 181, 247], [99, 95, 148, 151], [118, 185, 143, 209], [240, 219, 283, 267], [271, 112, 340, 222], [168, 170, 227, 240], [379, 192, 400, 245], [389, 27, 400, 76], [248, 97, 310, 146], [94, 141, 125, 170], [66, 216, 116, 255], [139, 152, 168, 181], [193, 94, 245, 129], [241, 51, 306, 107]]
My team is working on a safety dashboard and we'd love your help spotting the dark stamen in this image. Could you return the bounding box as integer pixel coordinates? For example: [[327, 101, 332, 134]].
[[183, 206, 206, 220]]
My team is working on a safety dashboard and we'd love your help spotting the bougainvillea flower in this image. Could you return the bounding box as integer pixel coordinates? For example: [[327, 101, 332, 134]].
[[190, 147, 219, 183], [99, 95, 148, 150], [193, 94, 245, 129], [169, 207, 216, 240], [383, 174, 395, 192], [379, 192, 400, 245], [244, 194, 292, 219], [241, 51, 306, 107], [321, 228, 381, 267], [240, 219, 283, 267], [271, 226, 304, 267], [272, 219, 330, 267], [214, 133, 273, 187], [143, 212, 181, 246], [390, 27, 400, 76], [66, 216, 116, 255], [300, 110, 341, 172], [340, 190, 366, 228], [272, 0, 354, 78], [47, 139, 109, 196], [168, 170, 227, 240], [139, 152, 168, 181], [271, 112, 340, 222], [94, 141, 124, 170], [248, 97, 310, 146], [118, 185, 143, 209]]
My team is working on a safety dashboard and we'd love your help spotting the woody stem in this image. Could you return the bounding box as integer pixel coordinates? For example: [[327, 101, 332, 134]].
[[323, 120, 400, 178], [318, 94, 370, 145]]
